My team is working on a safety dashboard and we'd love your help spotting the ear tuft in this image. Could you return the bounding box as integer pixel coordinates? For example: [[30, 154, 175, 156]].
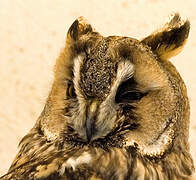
[[67, 16, 94, 41], [141, 13, 190, 60]]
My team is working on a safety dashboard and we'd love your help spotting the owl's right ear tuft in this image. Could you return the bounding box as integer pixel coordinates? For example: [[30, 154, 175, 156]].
[[67, 16, 94, 41], [54, 17, 94, 82]]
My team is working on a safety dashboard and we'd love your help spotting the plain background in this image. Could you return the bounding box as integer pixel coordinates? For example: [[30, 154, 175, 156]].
[[0, 0, 196, 175]]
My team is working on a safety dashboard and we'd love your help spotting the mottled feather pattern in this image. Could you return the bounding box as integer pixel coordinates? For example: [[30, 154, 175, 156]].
[[0, 13, 194, 180], [1, 134, 194, 179]]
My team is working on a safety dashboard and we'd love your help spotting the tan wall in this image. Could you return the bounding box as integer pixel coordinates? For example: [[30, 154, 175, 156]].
[[0, 0, 196, 175]]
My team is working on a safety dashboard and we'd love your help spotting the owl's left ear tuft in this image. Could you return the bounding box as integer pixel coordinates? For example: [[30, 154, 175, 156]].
[[67, 16, 94, 41], [141, 13, 190, 60]]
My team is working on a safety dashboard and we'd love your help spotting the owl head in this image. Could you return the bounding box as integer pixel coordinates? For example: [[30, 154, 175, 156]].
[[40, 13, 191, 158]]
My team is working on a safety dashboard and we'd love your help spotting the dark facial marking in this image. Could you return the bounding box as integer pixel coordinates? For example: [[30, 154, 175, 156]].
[[115, 78, 147, 103], [80, 40, 117, 99]]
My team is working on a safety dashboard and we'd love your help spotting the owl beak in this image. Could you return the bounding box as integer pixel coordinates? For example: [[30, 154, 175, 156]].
[[86, 100, 98, 142]]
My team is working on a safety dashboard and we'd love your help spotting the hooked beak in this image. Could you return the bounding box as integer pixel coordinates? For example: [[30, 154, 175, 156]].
[[86, 100, 98, 142]]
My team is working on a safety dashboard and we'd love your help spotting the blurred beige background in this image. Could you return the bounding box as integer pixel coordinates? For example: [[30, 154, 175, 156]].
[[0, 0, 196, 175]]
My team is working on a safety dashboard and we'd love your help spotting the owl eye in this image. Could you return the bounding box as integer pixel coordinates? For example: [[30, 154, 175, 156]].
[[67, 82, 76, 98], [115, 78, 147, 103], [116, 90, 145, 103], [118, 91, 144, 102]]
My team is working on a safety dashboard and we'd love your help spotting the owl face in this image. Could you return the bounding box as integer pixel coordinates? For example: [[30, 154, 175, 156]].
[[42, 14, 190, 158], [69, 36, 167, 142], [4, 14, 194, 180]]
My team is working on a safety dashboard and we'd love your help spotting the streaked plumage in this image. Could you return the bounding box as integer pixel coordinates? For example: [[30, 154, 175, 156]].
[[0, 13, 194, 180]]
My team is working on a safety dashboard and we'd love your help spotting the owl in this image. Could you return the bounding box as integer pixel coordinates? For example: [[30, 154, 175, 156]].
[[0, 13, 195, 180]]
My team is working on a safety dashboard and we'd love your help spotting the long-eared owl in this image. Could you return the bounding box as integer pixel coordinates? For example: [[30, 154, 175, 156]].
[[1, 13, 195, 180]]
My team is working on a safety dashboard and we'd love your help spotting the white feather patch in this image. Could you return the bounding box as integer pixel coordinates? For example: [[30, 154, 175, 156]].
[[105, 60, 134, 101], [59, 152, 92, 175], [73, 54, 85, 100], [42, 127, 58, 141], [125, 121, 174, 157]]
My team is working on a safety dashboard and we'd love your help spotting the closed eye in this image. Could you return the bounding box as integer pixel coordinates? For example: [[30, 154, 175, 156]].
[[115, 78, 147, 103], [117, 90, 146, 103], [67, 81, 76, 99]]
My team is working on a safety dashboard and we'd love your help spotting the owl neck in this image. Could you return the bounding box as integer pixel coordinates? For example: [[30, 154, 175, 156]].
[[11, 121, 194, 180]]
